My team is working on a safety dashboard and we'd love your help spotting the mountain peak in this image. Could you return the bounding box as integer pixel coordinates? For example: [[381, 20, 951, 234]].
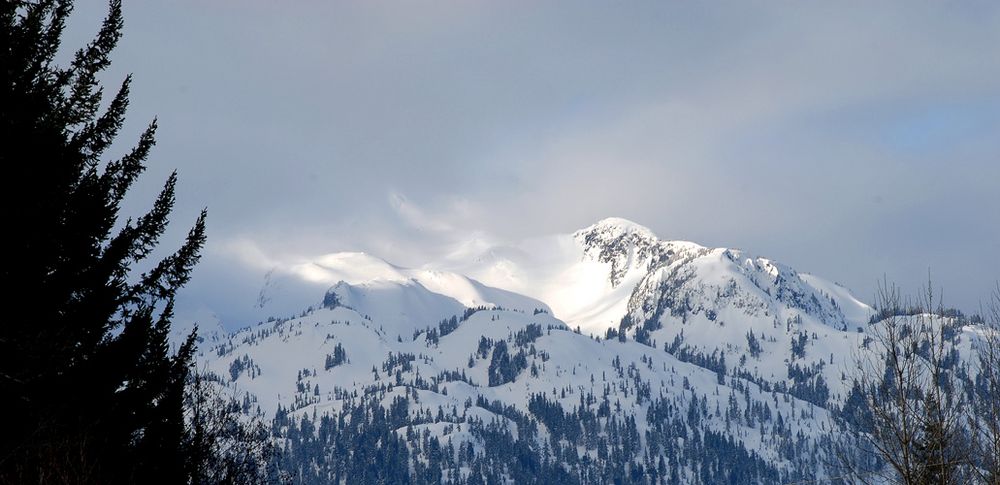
[[573, 218, 663, 288], [579, 217, 657, 240]]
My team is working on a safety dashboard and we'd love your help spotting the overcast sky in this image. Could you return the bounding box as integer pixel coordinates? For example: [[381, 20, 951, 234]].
[[64, 1, 1000, 327]]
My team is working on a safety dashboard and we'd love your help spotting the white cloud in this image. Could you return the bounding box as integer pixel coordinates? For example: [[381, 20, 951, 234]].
[[62, 0, 1000, 325]]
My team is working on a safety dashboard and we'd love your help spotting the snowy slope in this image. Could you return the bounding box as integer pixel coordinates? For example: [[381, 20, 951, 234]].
[[439, 217, 871, 338], [245, 218, 870, 340], [189, 217, 996, 484], [250, 251, 550, 334], [205, 218, 878, 411], [436, 218, 691, 334], [202, 299, 848, 480]]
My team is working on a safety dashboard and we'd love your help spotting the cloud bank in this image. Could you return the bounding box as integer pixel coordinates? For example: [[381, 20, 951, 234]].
[[61, 1, 1000, 327]]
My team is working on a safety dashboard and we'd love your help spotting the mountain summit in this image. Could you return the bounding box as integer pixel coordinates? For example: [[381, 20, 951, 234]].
[[447, 218, 869, 337]]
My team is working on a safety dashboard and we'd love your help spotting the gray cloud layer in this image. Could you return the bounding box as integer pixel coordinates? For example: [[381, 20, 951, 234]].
[[63, 1, 1000, 327]]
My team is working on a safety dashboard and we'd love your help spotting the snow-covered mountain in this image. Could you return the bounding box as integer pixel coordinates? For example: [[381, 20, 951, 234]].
[[192, 218, 987, 484], [248, 218, 869, 339], [438, 218, 871, 336]]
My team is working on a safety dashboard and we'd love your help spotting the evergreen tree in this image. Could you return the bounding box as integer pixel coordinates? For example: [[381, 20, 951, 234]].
[[1, 1, 208, 482], [488, 340, 512, 387]]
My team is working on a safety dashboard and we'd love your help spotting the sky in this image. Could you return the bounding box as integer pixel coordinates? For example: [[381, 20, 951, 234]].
[[63, 1, 1000, 328]]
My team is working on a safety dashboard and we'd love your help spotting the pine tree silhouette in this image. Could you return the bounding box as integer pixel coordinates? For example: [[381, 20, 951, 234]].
[[1, 1, 207, 482]]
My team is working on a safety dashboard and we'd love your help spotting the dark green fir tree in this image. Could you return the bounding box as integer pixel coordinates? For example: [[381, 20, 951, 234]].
[[1, 1, 208, 482]]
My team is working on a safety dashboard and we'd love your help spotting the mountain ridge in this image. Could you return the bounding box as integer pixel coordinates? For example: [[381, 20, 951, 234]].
[[191, 217, 990, 484]]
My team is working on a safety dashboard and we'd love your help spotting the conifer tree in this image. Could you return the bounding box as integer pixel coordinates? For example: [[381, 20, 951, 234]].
[[1, 1, 207, 482]]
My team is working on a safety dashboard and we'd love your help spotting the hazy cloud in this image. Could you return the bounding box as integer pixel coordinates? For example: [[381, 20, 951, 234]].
[[63, 1, 1000, 327]]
